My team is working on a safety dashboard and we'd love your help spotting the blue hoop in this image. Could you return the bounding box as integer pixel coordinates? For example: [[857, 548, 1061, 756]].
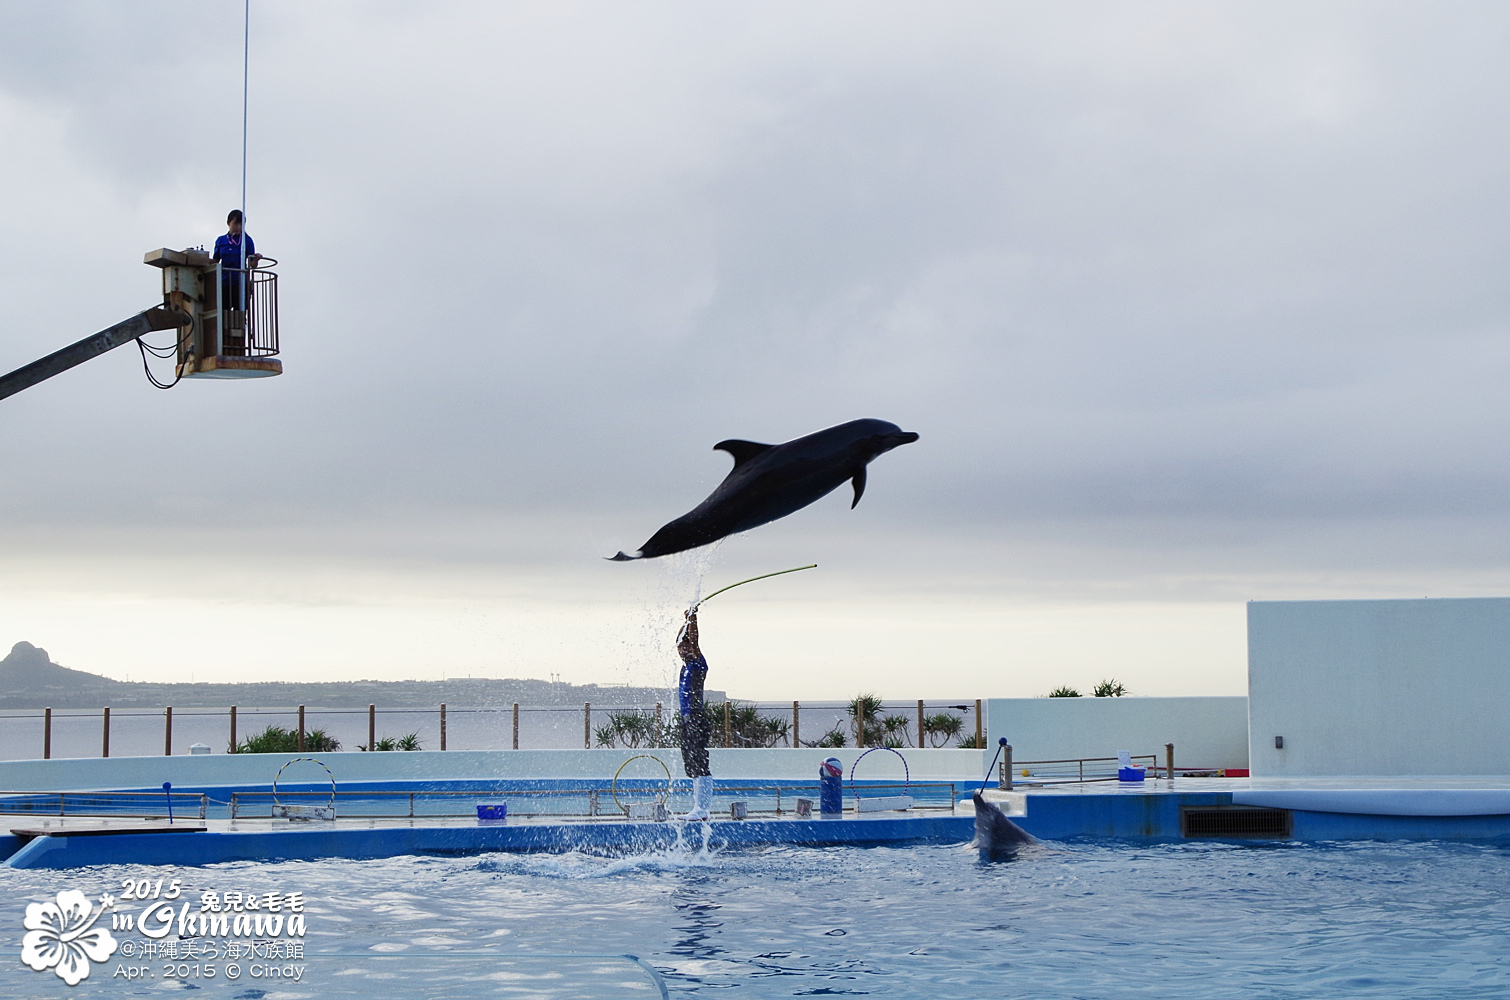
[[849, 747, 910, 807]]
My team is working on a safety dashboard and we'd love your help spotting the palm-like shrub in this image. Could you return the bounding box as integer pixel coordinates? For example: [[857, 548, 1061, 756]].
[[847, 693, 887, 747], [595, 710, 677, 749], [1093, 678, 1128, 697], [922, 712, 964, 747], [233, 725, 341, 754], [1048, 686, 1082, 698], [708, 701, 790, 748], [362, 732, 424, 751]]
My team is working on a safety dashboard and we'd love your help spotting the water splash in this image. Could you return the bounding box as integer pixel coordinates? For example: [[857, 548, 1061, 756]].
[[473, 823, 723, 879], [612, 541, 726, 697]]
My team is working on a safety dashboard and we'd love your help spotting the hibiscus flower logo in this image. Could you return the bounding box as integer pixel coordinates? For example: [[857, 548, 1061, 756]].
[[21, 889, 118, 986]]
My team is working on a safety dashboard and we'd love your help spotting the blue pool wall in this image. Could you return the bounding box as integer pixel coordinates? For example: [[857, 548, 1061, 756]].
[[6, 786, 1510, 870]]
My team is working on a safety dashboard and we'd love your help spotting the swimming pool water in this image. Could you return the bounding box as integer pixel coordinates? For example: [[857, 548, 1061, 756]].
[[5, 837, 1508, 998]]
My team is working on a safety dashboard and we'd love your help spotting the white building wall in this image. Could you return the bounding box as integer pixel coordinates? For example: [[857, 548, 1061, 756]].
[[1248, 597, 1510, 776], [985, 697, 1249, 770]]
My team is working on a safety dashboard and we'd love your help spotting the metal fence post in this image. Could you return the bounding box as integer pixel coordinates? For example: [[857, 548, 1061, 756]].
[[297, 705, 305, 752], [723, 701, 732, 747], [512, 703, 519, 749], [917, 699, 924, 748], [43, 707, 51, 760], [975, 699, 983, 748], [1166, 742, 1175, 781], [229, 705, 237, 754], [102, 707, 110, 758], [792, 700, 800, 748], [583, 703, 591, 749], [1002, 744, 1013, 791], [164, 706, 173, 756], [856, 701, 865, 748], [368, 704, 376, 751], [440, 703, 447, 751]]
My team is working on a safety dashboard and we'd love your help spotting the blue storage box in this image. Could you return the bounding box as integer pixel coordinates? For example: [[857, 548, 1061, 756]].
[[1117, 767, 1146, 783], [476, 801, 508, 820]]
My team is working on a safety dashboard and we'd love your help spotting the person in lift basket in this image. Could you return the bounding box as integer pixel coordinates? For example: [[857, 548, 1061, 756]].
[[213, 209, 262, 353]]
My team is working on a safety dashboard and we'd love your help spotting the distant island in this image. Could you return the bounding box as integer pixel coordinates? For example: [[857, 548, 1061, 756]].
[[0, 642, 719, 710]]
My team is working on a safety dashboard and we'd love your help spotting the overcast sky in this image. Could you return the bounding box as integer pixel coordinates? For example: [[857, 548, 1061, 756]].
[[2, 3, 1508, 700]]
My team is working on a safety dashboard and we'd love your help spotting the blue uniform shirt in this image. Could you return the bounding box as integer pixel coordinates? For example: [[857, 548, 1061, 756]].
[[213, 233, 255, 271], [678, 653, 708, 716]]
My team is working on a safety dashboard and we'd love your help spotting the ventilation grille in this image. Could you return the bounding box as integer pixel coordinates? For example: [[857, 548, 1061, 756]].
[[1181, 807, 1291, 839]]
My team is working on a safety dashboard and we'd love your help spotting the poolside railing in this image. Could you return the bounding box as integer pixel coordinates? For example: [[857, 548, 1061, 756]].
[[0, 783, 956, 822], [1012, 754, 1160, 784], [0, 790, 209, 820], [226, 781, 961, 821]]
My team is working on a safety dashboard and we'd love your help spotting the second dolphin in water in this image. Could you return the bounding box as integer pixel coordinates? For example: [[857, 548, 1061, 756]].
[[609, 418, 919, 561]]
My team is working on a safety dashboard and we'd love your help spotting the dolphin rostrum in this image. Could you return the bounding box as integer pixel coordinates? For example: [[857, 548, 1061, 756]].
[[609, 418, 919, 561], [970, 791, 1034, 854]]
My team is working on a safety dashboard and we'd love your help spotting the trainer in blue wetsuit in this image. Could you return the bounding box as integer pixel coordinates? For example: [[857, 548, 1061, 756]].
[[212, 209, 259, 311], [676, 610, 712, 780]]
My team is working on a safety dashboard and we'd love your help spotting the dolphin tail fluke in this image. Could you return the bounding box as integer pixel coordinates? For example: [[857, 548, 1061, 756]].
[[607, 550, 644, 561]]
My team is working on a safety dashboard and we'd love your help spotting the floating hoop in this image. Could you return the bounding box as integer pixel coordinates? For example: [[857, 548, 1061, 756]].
[[272, 757, 337, 814], [610, 755, 672, 815], [849, 746, 910, 807]]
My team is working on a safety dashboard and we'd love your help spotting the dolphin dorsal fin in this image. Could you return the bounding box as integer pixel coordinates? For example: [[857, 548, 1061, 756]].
[[714, 439, 774, 468]]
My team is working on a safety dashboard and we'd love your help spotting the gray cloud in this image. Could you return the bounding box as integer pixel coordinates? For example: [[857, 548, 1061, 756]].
[[2, 4, 1510, 690]]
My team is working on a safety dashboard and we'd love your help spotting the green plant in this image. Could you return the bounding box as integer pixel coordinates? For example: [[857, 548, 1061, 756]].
[[880, 714, 913, 748], [1048, 686, 1082, 698], [707, 701, 790, 748], [233, 725, 340, 754], [1093, 678, 1128, 697], [957, 732, 984, 749], [922, 712, 964, 747], [812, 728, 847, 748], [847, 693, 886, 747], [595, 709, 678, 748], [362, 731, 423, 752]]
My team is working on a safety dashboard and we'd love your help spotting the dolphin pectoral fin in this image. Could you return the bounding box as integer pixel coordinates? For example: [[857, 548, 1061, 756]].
[[607, 550, 643, 561], [850, 467, 867, 508], [714, 439, 774, 468]]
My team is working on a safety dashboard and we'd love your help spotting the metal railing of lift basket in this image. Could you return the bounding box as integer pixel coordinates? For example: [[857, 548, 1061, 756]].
[[221, 258, 279, 358]]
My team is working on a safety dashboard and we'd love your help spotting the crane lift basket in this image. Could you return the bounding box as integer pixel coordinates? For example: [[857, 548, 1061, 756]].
[[144, 248, 281, 379], [0, 248, 283, 403]]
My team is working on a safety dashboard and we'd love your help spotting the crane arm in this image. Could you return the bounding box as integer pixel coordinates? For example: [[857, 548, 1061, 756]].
[[0, 306, 190, 403]]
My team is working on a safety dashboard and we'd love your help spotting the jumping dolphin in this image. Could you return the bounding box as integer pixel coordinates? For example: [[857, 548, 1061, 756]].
[[970, 791, 1034, 854], [609, 418, 919, 561]]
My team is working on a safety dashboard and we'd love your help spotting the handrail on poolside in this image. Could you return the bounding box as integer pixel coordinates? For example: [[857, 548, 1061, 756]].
[[227, 781, 961, 820], [1011, 754, 1159, 784], [0, 790, 208, 820]]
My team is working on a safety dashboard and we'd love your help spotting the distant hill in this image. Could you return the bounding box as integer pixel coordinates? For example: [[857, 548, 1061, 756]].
[[0, 642, 718, 710]]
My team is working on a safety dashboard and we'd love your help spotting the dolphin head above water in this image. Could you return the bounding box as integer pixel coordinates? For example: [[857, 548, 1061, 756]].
[[609, 418, 919, 561], [970, 790, 1034, 856]]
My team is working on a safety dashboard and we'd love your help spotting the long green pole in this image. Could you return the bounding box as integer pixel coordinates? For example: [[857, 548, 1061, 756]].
[[693, 564, 817, 610]]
